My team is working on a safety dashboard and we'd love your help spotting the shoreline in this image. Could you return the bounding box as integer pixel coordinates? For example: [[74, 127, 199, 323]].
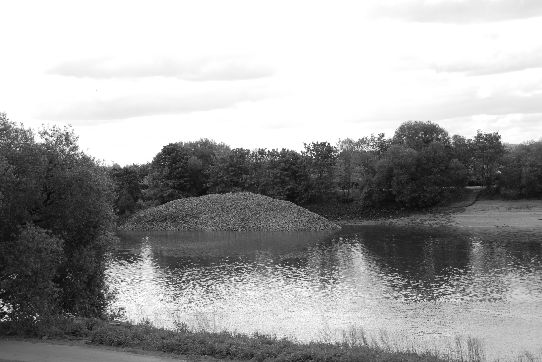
[[338, 199, 542, 232], [0, 318, 445, 362]]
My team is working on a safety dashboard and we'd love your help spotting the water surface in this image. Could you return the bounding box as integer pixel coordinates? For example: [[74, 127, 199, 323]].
[[107, 226, 542, 359]]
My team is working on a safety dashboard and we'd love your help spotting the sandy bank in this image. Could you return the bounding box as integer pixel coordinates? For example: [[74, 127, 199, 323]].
[[343, 199, 542, 231], [452, 199, 542, 229]]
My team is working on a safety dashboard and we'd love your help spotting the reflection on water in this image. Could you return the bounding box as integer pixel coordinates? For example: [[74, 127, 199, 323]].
[[107, 226, 542, 360]]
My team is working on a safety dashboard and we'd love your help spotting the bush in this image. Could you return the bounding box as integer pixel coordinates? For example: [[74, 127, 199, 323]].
[[0, 114, 116, 321], [0, 225, 63, 326]]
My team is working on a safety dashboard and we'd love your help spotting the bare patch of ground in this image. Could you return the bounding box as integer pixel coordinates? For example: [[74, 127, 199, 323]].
[[452, 199, 542, 230], [343, 199, 542, 232]]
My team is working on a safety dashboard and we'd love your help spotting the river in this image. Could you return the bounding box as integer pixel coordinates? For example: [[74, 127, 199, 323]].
[[107, 225, 542, 360]]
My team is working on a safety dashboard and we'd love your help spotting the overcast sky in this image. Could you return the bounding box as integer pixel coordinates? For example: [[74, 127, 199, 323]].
[[1, 0, 542, 165]]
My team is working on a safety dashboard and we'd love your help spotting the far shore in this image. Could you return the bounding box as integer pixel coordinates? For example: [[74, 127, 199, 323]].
[[341, 199, 542, 232]]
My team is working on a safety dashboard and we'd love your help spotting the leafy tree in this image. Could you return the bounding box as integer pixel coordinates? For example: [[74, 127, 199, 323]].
[[0, 114, 116, 320], [335, 135, 390, 201], [367, 142, 467, 208], [247, 148, 270, 195], [303, 142, 337, 201], [451, 135, 471, 166], [393, 121, 450, 151], [0, 225, 63, 324], [207, 148, 252, 193], [145, 139, 230, 204], [109, 164, 149, 217], [266, 149, 311, 203], [499, 141, 542, 198], [470, 131, 505, 187]]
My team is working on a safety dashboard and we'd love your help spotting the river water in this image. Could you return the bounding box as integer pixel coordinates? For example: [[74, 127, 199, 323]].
[[107, 226, 542, 360]]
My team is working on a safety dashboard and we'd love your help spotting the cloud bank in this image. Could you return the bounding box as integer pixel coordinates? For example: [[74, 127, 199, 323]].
[[40, 90, 266, 122], [375, 0, 542, 23], [48, 56, 274, 81], [433, 47, 542, 75], [361, 89, 542, 123]]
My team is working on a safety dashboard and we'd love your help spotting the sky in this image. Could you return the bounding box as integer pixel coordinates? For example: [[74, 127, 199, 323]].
[[1, 0, 542, 165]]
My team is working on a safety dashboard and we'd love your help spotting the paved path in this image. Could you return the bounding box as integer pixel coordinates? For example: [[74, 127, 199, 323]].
[[0, 340, 187, 362]]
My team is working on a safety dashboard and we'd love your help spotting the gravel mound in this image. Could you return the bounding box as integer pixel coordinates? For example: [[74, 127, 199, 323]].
[[121, 192, 341, 231]]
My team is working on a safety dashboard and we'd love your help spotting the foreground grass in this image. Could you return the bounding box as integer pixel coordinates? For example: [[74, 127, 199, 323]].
[[0, 317, 445, 361]]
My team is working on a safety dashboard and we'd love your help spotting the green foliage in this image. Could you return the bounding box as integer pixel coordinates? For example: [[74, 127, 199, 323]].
[[393, 121, 450, 151], [499, 141, 542, 198], [146, 139, 230, 203], [207, 147, 252, 193], [111, 119, 535, 215], [0, 114, 116, 321], [470, 131, 505, 187], [265, 149, 311, 203], [109, 164, 149, 216], [0, 225, 63, 324], [367, 142, 467, 209], [303, 141, 337, 201], [206, 148, 312, 204], [89, 322, 444, 362], [1, 316, 445, 362]]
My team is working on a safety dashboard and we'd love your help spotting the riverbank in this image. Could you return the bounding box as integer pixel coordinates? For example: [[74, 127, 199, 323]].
[[0, 317, 445, 362], [342, 199, 542, 232]]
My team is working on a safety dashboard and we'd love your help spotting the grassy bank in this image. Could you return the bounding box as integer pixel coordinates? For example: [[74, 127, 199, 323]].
[[0, 317, 446, 361]]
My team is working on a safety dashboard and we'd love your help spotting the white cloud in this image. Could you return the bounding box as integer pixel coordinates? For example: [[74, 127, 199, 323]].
[[39, 90, 268, 122], [432, 47, 542, 75], [374, 0, 542, 23], [48, 56, 274, 81]]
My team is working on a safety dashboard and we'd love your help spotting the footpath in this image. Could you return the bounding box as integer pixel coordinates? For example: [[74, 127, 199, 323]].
[[0, 340, 189, 362]]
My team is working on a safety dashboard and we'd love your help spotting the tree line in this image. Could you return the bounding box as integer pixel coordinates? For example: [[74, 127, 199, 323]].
[[110, 120, 542, 216]]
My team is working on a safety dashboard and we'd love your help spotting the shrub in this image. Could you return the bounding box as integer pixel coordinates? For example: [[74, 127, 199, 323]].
[[0, 225, 63, 326]]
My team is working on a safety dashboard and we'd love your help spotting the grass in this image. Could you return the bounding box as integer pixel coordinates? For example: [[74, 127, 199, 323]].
[[3, 316, 540, 361], [1, 316, 445, 361]]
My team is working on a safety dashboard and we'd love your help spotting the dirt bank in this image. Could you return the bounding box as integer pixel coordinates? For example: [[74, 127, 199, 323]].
[[343, 199, 542, 231]]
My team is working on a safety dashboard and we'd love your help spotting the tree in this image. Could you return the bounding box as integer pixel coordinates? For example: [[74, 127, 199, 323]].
[[0, 225, 63, 324], [367, 142, 467, 209], [499, 141, 542, 198], [393, 121, 450, 151], [109, 164, 149, 216], [303, 142, 337, 201], [0, 115, 116, 320], [266, 149, 311, 203], [207, 148, 252, 193], [335, 135, 390, 201], [470, 131, 505, 187], [145, 139, 230, 204]]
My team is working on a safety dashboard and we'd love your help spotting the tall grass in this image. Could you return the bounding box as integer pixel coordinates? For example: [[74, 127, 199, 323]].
[[2, 316, 540, 361]]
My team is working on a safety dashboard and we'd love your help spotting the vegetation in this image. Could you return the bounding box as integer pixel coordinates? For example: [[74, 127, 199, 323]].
[[0, 316, 446, 362], [0, 113, 116, 326], [121, 192, 340, 231], [498, 141, 542, 198], [110, 120, 539, 219]]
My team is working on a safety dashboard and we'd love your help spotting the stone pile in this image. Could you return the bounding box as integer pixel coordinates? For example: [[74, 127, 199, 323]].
[[121, 192, 341, 232]]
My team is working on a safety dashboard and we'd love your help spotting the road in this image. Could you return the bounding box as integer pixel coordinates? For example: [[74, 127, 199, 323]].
[[0, 340, 188, 362]]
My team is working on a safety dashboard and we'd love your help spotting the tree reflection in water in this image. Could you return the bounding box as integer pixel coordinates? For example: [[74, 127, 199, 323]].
[[107, 226, 542, 360]]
